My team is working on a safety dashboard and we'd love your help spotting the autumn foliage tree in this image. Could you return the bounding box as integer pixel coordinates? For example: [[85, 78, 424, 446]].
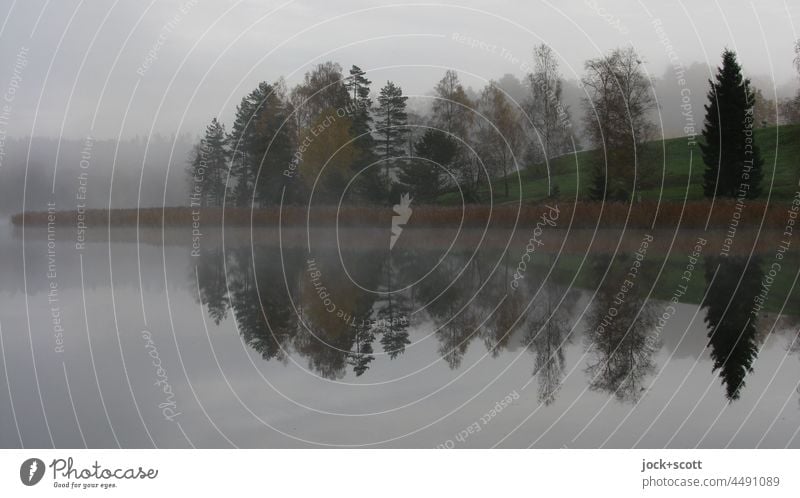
[[298, 109, 357, 201]]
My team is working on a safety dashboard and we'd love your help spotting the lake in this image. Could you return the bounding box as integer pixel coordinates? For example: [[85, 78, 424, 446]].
[[0, 221, 798, 448]]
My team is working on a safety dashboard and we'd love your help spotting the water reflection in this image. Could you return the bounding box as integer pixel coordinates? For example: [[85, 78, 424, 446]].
[[523, 268, 580, 405], [194, 244, 779, 404], [702, 256, 764, 401], [583, 255, 658, 403]]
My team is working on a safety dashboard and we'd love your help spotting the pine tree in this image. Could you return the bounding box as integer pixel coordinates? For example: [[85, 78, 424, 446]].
[[346, 65, 387, 204], [188, 118, 228, 208], [345, 65, 375, 163], [374, 81, 408, 190], [700, 49, 764, 198]]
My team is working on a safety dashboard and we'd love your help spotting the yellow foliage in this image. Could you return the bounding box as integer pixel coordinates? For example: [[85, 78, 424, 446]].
[[298, 108, 357, 194]]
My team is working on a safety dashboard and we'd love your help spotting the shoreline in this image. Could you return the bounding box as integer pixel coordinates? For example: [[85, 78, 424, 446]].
[[9, 199, 799, 230]]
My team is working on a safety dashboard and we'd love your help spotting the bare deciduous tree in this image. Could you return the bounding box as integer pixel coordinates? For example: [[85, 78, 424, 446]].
[[524, 44, 573, 176], [582, 46, 656, 201], [476, 82, 524, 198], [432, 70, 482, 201]]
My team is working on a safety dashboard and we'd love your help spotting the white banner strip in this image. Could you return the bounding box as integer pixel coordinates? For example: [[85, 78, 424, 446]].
[[1, 449, 798, 496]]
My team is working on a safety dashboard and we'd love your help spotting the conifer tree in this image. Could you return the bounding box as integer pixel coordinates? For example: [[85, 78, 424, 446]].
[[229, 81, 294, 207], [374, 81, 408, 191], [398, 129, 457, 202], [345, 65, 375, 161], [189, 118, 228, 207], [700, 49, 763, 198]]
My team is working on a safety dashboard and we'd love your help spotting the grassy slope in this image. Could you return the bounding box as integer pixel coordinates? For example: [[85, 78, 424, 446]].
[[440, 124, 800, 204]]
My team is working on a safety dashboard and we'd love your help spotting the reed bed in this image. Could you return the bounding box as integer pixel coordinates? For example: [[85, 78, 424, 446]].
[[10, 200, 796, 229]]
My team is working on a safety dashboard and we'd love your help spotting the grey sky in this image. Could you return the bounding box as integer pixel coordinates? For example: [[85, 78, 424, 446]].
[[0, 0, 798, 140]]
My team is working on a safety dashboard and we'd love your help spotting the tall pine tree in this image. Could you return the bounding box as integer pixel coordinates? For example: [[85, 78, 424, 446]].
[[345, 65, 375, 163], [700, 50, 763, 198], [345, 65, 386, 204], [374, 81, 408, 193]]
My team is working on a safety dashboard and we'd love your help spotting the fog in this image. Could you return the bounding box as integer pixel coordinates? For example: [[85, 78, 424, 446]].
[[0, 0, 798, 212], [0, 135, 193, 214]]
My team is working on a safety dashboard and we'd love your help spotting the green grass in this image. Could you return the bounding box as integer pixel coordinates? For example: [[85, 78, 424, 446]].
[[440, 124, 800, 204]]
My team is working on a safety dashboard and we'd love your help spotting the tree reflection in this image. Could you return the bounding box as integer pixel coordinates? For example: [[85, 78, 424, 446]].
[[702, 255, 763, 401], [195, 245, 229, 325], [193, 243, 592, 390], [230, 246, 300, 361], [194, 244, 421, 378], [524, 266, 580, 406], [584, 255, 658, 403], [429, 257, 486, 369], [374, 252, 411, 359]]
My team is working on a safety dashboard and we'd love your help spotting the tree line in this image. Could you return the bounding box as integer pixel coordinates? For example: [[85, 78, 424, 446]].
[[188, 41, 800, 207]]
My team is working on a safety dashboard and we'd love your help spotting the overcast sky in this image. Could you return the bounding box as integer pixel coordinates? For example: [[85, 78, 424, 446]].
[[0, 0, 798, 140]]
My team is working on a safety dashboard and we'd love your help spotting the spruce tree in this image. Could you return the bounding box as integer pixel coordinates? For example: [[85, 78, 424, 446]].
[[229, 83, 268, 206], [702, 255, 762, 400], [229, 81, 294, 207], [398, 129, 456, 202], [700, 49, 763, 198]]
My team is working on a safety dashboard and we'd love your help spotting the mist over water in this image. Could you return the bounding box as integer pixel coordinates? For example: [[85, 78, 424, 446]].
[[1, 0, 799, 453]]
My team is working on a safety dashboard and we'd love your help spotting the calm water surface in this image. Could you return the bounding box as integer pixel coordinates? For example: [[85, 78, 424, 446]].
[[0, 222, 798, 448]]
